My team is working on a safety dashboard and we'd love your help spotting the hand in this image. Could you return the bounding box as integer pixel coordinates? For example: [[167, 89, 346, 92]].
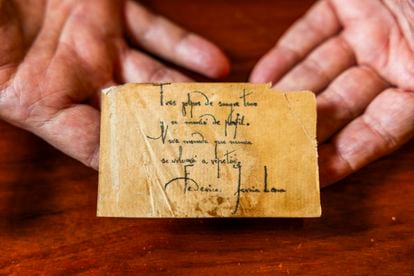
[[0, 0, 229, 169], [250, 0, 414, 186]]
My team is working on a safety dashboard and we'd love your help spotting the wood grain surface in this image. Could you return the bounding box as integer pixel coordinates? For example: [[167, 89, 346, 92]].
[[1, 0, 413, 274]]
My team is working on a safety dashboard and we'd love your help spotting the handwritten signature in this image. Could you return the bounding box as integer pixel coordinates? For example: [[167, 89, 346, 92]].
[[164, 164, 286, 215]]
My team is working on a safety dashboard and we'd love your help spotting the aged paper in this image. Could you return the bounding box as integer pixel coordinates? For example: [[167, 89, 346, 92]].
[[97, 83, 320, 218]]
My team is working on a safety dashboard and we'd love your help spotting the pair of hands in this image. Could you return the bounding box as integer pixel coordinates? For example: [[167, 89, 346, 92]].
[[0, 0, 413, 187]]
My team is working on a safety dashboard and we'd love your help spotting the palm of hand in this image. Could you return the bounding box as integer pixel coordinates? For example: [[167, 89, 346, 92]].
[[251, 0, 414, 186], [0, 0, 412, 186], [0, 0, 228, 169]]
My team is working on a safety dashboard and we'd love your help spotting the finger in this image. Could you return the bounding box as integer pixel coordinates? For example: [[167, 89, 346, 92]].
[[250, 0, 341, 84], [10, 0, 47, 45], [118, 48, 193, 83], [383, 0, 414, 51], [0, 1, 23, 84], [31, 104, 101, 169], [124, 0, 230, 79], [319, 88, 414, 187], [330, 0, 391, 24], [330, 0, 414, 91], [317, 66, 389, 142], [273, 35, 355, 92]]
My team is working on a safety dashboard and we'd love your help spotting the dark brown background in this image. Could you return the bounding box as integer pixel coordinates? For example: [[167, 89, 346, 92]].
[[1, 0, 413, 274]]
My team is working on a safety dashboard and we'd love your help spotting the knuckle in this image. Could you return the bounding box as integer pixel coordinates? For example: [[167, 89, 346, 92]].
[[302, 57, 330, 83], [362, 114, 399, 151]]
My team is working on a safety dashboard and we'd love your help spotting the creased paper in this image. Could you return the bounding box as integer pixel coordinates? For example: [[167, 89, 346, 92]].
[[97, 83, 321, 218]]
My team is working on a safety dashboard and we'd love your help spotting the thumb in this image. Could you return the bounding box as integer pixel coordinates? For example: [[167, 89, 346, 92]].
[[32, 105, 101, 170]]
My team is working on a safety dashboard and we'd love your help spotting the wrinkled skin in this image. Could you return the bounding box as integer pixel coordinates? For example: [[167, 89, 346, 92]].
[[0, 0, 229, 169], [251, 0, 414, 186], [1, 0, 413, 187]]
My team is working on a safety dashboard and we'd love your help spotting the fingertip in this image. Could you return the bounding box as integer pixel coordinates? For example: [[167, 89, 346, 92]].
[[318, 144, 345, 188], [176, 34, 230, 79], [249, 53, 282, 84], [88, 146, 100, 171], [199, 44, 231, 79], [249, 58, 274, 84], [209, 49, 231, 79]]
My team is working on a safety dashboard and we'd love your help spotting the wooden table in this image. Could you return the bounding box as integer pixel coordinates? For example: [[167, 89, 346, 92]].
[[1, 1, 413, 274]]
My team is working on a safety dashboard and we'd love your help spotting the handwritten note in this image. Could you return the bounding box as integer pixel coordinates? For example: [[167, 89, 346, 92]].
[[97, 83, 321, 217]]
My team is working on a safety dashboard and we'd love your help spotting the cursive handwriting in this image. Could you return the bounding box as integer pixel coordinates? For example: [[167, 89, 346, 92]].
[[232, 166, 286, 214], [146, 121, 169, 144], [149, 85, 285, 215], [224, 107, 249, 139], [181, 91, 212, 118]]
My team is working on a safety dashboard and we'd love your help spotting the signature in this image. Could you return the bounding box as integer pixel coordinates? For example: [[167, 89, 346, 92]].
[[163, 163, 286, 215]]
